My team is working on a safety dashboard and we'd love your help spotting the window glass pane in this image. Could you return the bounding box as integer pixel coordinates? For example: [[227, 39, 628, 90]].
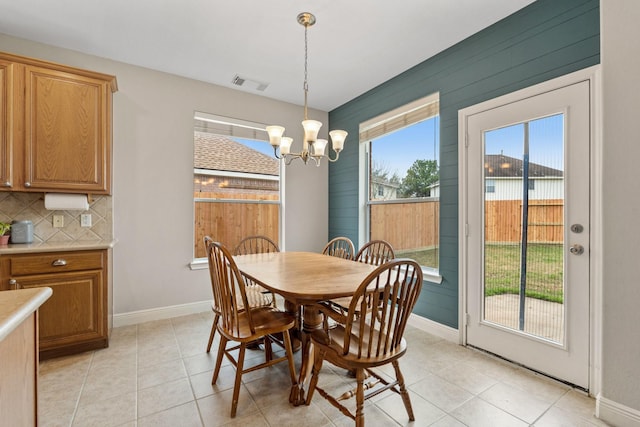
[[193, 118, 280, 259], [483, 114, 564, 342], [368, 115, 439, 270]]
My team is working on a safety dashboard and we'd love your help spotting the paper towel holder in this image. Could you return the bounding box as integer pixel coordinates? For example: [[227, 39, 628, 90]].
[[44, 193, 91, 211]]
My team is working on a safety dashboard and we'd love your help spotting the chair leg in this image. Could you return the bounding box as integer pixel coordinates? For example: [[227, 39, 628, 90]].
[[392, 360, 415, 421], [263, 335, 273, 362], [304, 347, 324, 405], [355, 368, 365, 427], [212, 335, 227, 384], [206, 313, 219, 353], [282, 330, 297, 385], [230, 343, 247, 418]]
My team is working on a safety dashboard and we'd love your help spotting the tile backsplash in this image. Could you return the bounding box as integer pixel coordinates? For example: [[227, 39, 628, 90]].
[[0, 192, 112, 243]]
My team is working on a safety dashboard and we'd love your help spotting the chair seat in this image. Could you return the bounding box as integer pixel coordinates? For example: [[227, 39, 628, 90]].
[[309, 323, 407, 368], [218, 307, 296, 342]]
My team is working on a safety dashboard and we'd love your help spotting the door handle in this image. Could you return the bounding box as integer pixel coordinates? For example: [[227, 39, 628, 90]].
[[569, 244, 584, 255]]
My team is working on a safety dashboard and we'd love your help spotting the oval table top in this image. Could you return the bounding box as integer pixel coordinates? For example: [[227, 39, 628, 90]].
[[233, 251, 378, 304]]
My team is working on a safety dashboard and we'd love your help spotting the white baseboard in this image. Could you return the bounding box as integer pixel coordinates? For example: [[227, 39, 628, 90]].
[[113, 300, 459, 344], [113, 300, 211, 327], [597, 395, 640, 427], [408, 313, 459, 343]]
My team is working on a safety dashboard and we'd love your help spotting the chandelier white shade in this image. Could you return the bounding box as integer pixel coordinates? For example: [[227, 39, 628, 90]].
[[267, 12, 347, 166]]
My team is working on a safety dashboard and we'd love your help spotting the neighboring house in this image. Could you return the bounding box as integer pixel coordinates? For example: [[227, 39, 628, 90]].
[[193, 132, 279, 197], [429, 154, 563, 201], [484, 154, 563, 201], [370, 175, 400, 200]]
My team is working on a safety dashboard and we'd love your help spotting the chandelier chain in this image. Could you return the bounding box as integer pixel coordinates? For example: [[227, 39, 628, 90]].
[[303, 23, 309, 120]]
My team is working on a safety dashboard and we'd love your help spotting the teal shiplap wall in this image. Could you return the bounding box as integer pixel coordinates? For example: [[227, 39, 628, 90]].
[[328, 0, 599, 328]]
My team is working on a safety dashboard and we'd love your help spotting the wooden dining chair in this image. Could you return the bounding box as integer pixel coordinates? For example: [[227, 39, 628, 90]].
[[305, 259, 423, 427], [233, 235, 279, 310], [204, 236, 223, 353], [329, 240, 396, 315], [354, 239, 395, 266], [206, 240, 297, 418], [233, 235, 279, 255], [206, 235, 279, 353], [322, 236, 355, 260]]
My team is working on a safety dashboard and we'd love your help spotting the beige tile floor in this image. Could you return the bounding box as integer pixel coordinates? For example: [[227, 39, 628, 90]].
[[38, 312, 609, 427]]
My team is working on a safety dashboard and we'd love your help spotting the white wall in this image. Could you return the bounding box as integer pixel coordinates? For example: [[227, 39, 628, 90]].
[[600, 0, 640, 424], [0, 34, 329, 315]]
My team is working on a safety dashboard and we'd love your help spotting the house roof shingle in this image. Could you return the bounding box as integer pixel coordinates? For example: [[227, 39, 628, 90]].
[[485, 154, 563, 178], [194, 132, 279, 176]]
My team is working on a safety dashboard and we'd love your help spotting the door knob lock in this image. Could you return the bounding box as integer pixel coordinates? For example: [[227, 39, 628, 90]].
[[569, 244, 584, 255]]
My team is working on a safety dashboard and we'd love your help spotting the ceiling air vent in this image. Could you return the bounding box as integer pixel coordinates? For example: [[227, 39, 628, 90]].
[[231, 74, 269, 92]]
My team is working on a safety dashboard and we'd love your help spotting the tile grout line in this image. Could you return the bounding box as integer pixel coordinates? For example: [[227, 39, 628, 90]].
[[69, 351, 96, 427]]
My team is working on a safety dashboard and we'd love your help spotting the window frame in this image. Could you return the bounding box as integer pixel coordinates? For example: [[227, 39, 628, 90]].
[[190, 112, 283, 269], [358, 94, 442, 283]]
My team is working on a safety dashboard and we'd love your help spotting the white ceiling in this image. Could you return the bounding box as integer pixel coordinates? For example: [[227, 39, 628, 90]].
[[0, 0, 535, 111]]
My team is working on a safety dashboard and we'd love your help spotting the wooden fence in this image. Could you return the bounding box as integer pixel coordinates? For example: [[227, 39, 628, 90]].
[[370, 200, 439, 251], [485, 199, 563, 243], [194, 196, 563, 258], [370, 198, 563, 251], [194, 192, 279, 258]]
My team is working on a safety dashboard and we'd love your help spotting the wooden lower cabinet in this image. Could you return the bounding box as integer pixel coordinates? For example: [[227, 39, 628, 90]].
[[0, 249, 109, 359]]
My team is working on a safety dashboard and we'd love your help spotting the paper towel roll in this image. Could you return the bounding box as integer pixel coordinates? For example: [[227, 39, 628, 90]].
[[44, 193, 90, 211]]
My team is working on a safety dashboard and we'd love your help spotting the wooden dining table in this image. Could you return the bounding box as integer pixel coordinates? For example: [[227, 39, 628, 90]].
[[233, 251, 378, 406]]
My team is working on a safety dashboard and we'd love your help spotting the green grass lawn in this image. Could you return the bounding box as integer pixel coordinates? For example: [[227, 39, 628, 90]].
[[484, 243, 563, 303], [396, 248, 439, 270], [397, 243, 563, 303]]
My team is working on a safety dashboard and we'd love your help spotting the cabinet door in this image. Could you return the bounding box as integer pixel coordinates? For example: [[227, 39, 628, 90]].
[[0, 60, 14, 189], [24, 65, 111, 193], [19, 269, 106, 354]]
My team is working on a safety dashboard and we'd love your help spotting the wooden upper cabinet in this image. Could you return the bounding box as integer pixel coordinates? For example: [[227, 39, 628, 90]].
[[25, 66, 111, 193], [0, 52, 117, 194]]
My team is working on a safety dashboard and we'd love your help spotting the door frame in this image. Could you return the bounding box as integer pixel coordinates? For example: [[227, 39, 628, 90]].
[[458, 65, 602, 396]]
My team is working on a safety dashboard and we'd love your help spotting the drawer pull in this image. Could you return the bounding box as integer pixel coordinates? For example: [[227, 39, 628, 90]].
[[52, 259, 67, 267], [9, 279, 19, 289]]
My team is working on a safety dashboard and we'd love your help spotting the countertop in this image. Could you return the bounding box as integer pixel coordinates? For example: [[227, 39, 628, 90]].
[[0, 239, 117, 255], [0, 287, 52, 342]]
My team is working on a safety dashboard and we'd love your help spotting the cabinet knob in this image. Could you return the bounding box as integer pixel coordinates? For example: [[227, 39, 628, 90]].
[[2, 181, 10, 187], [9, 279, 19, 289], [52, 259, 67, 267], [24, 182, 31, 187]]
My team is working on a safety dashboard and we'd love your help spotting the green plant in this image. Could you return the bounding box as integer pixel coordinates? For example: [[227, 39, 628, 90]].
[[0, 222, 11, 236]]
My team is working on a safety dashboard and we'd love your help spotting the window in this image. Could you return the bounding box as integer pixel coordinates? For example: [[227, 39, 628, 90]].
[[360, 94, 440, 272], [192, 112, 281, 261], [486, 179, 496, 193]]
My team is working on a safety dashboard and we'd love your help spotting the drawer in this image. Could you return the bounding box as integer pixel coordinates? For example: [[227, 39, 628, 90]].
[[8, 251, 105, 276]]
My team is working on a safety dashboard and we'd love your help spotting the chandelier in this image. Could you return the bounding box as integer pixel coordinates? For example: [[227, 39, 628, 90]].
[[266, 12, 347, 166]]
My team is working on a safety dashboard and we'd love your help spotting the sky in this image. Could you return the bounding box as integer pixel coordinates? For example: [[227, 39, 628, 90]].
[[235, 137, 273, 157], [234, 112, 564, 175], [372, 116, 440, 179], [484, 113, 564, 171]]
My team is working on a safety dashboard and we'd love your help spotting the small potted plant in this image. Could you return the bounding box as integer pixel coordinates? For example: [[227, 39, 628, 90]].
[[0, 222, 11, 245]]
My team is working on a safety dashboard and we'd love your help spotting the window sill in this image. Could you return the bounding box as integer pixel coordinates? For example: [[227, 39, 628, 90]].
[[189, 259, 207, 270], [422, 268, 443, 284]]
